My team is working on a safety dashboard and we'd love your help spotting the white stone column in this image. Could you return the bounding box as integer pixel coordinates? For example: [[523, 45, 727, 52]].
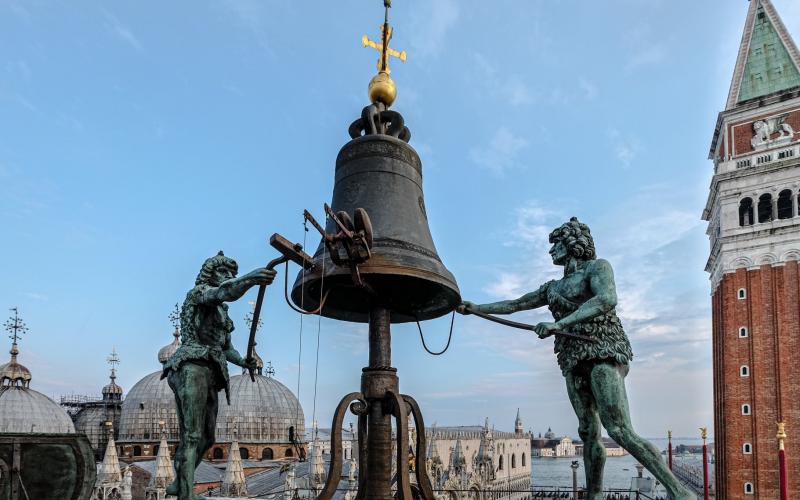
[[772, 194, 779, 221], [793, 193, 799, 217]]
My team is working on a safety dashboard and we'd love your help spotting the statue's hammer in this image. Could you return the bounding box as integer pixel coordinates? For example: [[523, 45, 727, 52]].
[[247, 233, 314, 382]]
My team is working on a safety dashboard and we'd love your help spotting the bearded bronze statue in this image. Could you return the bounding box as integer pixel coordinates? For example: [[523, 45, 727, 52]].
[[162, 251, 275, 500], [461, 218, 694, 500]]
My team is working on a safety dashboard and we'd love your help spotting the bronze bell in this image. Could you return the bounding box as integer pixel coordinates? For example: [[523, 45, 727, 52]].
[[292, 107, 460, 323]]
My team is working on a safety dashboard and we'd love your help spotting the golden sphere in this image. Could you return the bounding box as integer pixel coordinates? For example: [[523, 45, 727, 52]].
[[368, 72, 397, 107]]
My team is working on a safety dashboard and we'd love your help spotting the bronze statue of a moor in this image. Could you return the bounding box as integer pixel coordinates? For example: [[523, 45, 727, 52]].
[[162, 251, 275, 500], [461, 217, 694, 500]]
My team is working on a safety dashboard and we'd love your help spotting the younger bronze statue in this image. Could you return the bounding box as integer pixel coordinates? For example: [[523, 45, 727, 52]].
[[460, 217, 694, 500], [163, 251, 276, 500]]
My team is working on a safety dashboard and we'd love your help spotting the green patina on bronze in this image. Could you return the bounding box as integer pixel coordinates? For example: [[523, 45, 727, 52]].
[[463, 218, 695, 500], [162, 251, 275, 500]]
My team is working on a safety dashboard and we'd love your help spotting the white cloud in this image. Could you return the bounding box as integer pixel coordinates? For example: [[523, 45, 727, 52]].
[[579, 78, 599, 101], [103, 10, 143, 52], [608, 128, 640, 167], [626, 43, 666, 72], [469, 127, 529, 175], [408, 0, 460, 59], [471, 53, 536, 107]]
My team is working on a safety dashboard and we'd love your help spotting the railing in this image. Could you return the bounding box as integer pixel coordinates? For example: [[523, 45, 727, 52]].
[[727, 144, 800, 172]]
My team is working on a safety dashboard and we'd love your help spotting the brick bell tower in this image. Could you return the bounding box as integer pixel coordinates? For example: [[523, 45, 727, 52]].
[[704, 1, 800, 498]]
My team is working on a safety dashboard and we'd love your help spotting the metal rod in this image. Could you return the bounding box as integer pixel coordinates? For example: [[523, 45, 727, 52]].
[[466, 309, 600, 343], [364, 306, 393, 500]]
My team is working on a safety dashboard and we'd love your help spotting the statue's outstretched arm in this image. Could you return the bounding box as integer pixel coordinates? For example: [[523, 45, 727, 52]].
[[469, 282, 549, 315], [223, 333, 248, 368], [554, 259, 617, 330], [199, 268, 276, 304]]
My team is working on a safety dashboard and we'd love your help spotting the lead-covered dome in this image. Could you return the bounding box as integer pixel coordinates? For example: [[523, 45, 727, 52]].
[[0, 340, 74, 434], [157, 328, 181, 364], [118, 371, 178, 443], [216, 374, 305, 444], [0, 387, 76, 433]]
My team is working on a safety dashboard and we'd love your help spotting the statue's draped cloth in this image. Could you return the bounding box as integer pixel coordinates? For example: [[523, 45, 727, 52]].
[[162, 285, 234, 403], [544, 280, 633, 375]]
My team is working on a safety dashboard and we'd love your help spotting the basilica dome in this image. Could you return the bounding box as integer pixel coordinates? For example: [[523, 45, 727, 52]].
[[0, 341, 75, 434], [118, 371, 178, 445], [217, 372, 305, 444], [118, 324, 306, 460]]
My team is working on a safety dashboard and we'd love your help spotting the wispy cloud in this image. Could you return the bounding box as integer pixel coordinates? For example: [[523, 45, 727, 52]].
[[469, 127, 529, 175], [608, 128, 640, 167], [103, 10, 143, 52], [472, 53, 535, 106], [626, 43, 667, 72], [408, 0, 460, 59], [219, 0, 275, 54]]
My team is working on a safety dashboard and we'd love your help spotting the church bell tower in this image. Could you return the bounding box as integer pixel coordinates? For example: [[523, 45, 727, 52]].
[[703, 1, 800, 498]]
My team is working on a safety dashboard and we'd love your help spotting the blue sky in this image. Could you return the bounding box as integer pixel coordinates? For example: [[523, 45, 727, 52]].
[[3, 0, 796, 439]]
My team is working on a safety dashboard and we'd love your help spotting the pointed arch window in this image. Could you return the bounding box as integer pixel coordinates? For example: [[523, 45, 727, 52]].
[[743, 443, 752, 454], [521, 453, 526, 467], [741, 365, 750, 377], [498, 456, 504, 470], [745, 482, 754, 495], [239, 447, 249, 460], [739, 198, 755, 226], [511, 454, 516, 468], [739, 327, 749, 338], [742, 404, 752, 416]]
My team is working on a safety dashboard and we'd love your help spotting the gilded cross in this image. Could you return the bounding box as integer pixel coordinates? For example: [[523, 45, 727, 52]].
[[362, 24, 407, 74]]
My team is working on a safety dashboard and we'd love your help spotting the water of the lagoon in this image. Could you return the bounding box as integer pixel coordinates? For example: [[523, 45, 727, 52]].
[[531, 438, 711, 494]]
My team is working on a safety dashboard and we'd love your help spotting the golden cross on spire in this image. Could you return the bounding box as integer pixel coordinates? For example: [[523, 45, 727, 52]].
[[362, 0, 407, 107], [362, 26, 407, 75]]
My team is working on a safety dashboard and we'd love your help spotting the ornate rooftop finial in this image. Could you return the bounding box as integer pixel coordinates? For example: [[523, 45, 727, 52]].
[[168, 302, 181, 335], [1, 307, 32, 388], [103, 348, 123, 399], [362, 0, 407, 107], [264, 360, 275, 378], [158, 303, 183, 364]]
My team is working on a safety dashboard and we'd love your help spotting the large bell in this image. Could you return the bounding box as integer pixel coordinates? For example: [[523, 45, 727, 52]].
[[292, 131, 460, 323]]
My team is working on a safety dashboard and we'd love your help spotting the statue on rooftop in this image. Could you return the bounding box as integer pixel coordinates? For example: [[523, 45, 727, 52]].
[[162, 251, 275, 500], [459, 217, 694, 500]]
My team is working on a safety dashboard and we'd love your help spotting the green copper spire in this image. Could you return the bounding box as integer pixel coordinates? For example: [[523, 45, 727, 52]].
[[727, 0, 800, 109], [738, 3, 800, 103]]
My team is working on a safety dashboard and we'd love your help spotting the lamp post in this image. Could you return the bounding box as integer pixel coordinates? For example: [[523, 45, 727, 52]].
[[778, 422, 788, 500], [667, 430, 673, 471], [700, 427, 709, 500], [570, 460, 579, 500]]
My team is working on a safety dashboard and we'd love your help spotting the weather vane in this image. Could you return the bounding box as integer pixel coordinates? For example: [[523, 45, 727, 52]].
[[4, 307, 28, 345], [245, 300, 263, 333], [107, 347, 121, 376], [168, 303, 181, 331], [362, 0, 407, 107]]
